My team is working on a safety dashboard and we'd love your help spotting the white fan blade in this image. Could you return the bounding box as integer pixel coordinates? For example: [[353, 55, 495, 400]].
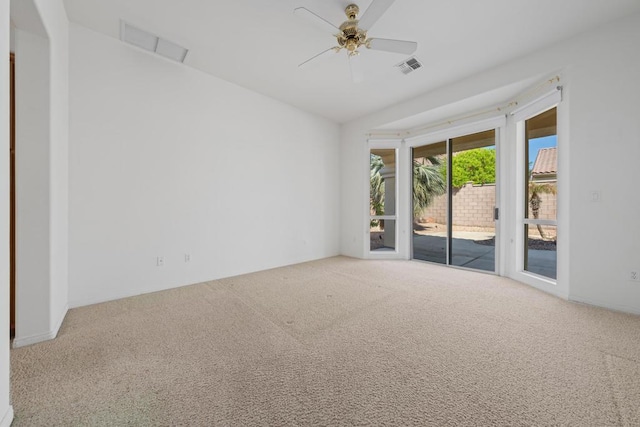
[[299, 47, 338, 68], [294, 7, 340, 34], [349, 53, 363, 83], [358, 0, 396, 30], [368, 38, 417, 55]]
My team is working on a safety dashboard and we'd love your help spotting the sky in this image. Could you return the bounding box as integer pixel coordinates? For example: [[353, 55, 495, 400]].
[[529, 135, 557, 167]]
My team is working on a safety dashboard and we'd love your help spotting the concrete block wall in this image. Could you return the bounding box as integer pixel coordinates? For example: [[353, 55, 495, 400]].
[[420, 182, 557, 228]]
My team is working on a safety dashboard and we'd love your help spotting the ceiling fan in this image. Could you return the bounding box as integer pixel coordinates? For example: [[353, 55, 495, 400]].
[[294, 0, 418, 82]]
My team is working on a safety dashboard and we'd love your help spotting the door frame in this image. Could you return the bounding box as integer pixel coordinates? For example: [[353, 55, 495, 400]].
[[512, 89, 562, 285], [365, 116, 505, 265], [9, 52, 15, 339], [366, 139, 406, 259], [405, 116, 505, 273]]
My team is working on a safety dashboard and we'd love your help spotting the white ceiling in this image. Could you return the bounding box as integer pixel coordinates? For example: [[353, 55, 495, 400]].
[[62, 0, 640, 123]]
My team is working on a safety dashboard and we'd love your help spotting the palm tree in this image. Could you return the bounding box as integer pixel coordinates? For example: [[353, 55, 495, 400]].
[[413, 156, 446, 218], [528, 182, 557, 240], [370, 154, 385, 221], [370, 155, 445, 226]]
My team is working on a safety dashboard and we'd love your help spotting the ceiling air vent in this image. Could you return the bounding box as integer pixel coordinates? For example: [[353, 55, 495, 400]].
[[396, 57, 423, 75], [120, 21, 189, 63]]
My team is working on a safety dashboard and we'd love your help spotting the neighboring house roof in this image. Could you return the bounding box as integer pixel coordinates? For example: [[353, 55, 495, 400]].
[[531, 147, 557, 178]]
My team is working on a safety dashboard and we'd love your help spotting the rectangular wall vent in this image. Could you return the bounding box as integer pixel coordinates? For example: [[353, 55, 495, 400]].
[[120, 21, 188, 63], [396, 57, 423, 75]]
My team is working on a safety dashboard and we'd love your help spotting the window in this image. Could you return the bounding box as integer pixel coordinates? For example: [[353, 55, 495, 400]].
[[370, 149, 397, 252], [523, 107, 557, 279]]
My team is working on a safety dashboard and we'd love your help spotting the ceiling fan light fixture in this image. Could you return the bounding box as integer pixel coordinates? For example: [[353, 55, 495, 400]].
[[345, 4, 360, 20], [337, 4, 368, 54], [295, 0, 418, 82]]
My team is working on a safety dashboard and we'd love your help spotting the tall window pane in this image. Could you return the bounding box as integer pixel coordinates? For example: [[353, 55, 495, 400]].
[[524, 107, 557, 279], [412, 142, 447, 264], [450, 130, 496, 272], [370, 149, 397, 252]]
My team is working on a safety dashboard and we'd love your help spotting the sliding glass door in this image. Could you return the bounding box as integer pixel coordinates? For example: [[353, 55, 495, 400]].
[[411, 141, 447, 263], [412, 130, 497, 273]]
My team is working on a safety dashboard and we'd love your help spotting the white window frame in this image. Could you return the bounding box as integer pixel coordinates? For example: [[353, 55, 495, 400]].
[[512, 88, 562, 288], [365, 116, 506, 265], [366, 141, 405, 259], [405, 116, 505, 273]]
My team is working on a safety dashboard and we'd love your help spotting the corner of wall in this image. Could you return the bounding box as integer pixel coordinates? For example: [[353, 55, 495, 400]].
[[1, 0, 13, 421], [12, 303, 67, 348], [0, 406, 13, 427]]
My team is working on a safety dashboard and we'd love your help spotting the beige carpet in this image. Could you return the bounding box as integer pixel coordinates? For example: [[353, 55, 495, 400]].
[[10, 256, 640, 426]]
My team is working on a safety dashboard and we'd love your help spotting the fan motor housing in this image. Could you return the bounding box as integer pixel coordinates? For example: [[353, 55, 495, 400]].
[[337, 4, 367, 52]]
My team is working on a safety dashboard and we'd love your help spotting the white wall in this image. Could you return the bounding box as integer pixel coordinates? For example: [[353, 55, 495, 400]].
[[36, 0, 69, 342], [0, 0, 14, 424], [565, 13, 640, 314], [68, 24, 340, 307], [14, 28, 52, 343], [11, 0, 69, 347], [341, 12, 640, 315]]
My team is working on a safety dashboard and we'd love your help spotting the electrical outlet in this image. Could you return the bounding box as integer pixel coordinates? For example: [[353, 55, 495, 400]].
[[184, 254, 191, 263], [157, 256, 164, 267], [630, 271, 639, 282]]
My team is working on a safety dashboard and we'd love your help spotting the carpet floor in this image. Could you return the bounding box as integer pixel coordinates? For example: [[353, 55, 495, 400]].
[[10, 256, 640, 426]]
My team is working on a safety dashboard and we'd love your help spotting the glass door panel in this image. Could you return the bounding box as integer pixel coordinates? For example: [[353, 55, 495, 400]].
[[450, 130, 496, 272], [412, 141, 447, 264], [412, 129, 498, 273]]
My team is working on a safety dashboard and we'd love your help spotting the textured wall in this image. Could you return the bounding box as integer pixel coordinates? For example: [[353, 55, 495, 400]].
[[420, 183, 556, 227]]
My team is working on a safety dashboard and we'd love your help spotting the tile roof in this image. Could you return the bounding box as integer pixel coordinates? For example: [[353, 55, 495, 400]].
[[531, 147, 557, 176]]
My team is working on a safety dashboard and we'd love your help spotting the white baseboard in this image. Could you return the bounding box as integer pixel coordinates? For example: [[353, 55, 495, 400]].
[[13, 329, 58, 348], [53, 304, 69, 337], [69, 289, 147, 309], [569, 294, 640, 316], [508, 270, 569, 300], [12, 304, 69, 348], [0, 406, 14, 427]]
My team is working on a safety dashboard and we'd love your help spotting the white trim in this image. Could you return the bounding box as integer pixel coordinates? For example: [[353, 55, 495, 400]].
[[12, 330, 59, 348], [493, 128, 501, 274], [367, 138, 403, 145], [53, 304, 69, 337], [513, 90, 561, 286], [13, 330, 57, 348], [370, 215, 396, 220], [497, 124, 510, 277], [410, 126, 501, 273], [367, 251, 405, 260], [367, 146, 400, 257], [523, 219, 557, 226], [511, 88, 562, 122], [569, 294, 640, 317], [514, 120, 526, 274], [364, 141, 372, 256], [12, 304, 68, 348], [400, 144, 412, 259], [69, 281, 198, 309], [367, 114, 506, 265], [0, 406, 14, 427], [512, 270, 567, 299], [404, 115, 505, 147]]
